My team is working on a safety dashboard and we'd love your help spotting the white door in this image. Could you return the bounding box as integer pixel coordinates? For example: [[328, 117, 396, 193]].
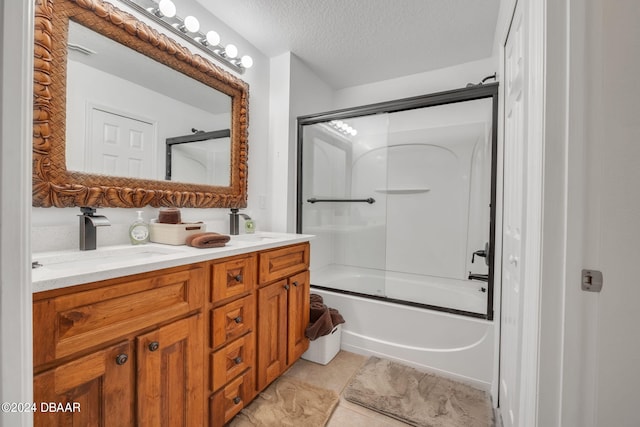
[[89, 107, 155, 179], [500, 2, 526, 426], [585, 2, 640, 425]]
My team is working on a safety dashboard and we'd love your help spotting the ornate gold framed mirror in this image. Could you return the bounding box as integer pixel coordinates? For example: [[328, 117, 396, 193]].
[[33, 0, 249, 208]]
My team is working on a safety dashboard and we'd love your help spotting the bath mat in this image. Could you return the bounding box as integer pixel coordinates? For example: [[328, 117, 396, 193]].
[[343, 356, 493, 427], [229, 376, 339, 427]]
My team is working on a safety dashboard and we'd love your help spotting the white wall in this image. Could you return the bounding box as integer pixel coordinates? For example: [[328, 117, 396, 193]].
[[333, 57, 497, 110], [579, 1, 640, 426]]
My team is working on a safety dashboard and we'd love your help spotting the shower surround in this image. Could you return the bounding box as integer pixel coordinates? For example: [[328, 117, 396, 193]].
[[297, 84, 498, 389]]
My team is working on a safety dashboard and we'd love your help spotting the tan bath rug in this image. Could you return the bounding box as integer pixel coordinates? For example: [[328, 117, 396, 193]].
[[344, 356, 493, 427], [229, 376, 339, 426]]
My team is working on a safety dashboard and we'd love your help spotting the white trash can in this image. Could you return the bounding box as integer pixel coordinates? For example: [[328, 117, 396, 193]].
[[301, 324, 342, 365]]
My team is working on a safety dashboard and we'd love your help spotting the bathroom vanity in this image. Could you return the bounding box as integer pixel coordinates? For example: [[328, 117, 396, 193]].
[[32, 234, 312, 426]]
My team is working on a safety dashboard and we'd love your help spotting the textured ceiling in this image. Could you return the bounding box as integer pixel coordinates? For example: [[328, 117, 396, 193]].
[[195, 0, 501, 89]]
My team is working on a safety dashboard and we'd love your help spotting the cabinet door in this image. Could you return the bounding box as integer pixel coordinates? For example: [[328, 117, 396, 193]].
[[256, 280, 288, 391], [137, 314, 204, 427], [34, 341, 133, 427], [287, 270, 310, 365]]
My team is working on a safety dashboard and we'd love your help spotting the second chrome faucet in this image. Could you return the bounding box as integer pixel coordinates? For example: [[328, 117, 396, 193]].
[[229, 208, 252, 235]]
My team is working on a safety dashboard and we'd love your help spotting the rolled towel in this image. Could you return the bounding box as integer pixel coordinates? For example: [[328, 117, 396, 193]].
[[158, 207, 181, 224], [186, 232, 230, 248]]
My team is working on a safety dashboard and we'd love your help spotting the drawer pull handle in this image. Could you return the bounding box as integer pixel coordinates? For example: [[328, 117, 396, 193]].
[[115, 353, 128, 365], [233, 396, 241, 405], [234, 356, 243, 365], [234, 316, 243, 324], [148, 341, 160, 352], [292, 281, 299, 287], [284, 284, 290, 290], [234, 274, 243, 282]]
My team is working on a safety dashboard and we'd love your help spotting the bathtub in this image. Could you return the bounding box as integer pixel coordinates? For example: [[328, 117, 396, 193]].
[[312, 264, 488, 314], [311, 265, 494, 391]]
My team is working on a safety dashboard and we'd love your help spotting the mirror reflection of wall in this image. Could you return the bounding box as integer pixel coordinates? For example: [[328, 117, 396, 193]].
[[65, 21, 232, 184], [166, 130, 231, 186]]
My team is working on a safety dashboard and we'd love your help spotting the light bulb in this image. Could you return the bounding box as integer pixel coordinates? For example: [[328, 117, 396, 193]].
[[205, 30, 220, 46], [225, 44, 238, 59], [183, 16, 200, 33], [158, 0, 176, 18], [351, 129, 358, 136], [240, 55, 253, 68]]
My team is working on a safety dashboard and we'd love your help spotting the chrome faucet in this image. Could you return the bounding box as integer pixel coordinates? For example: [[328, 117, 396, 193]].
[[229, 208, 251, 235], [79, 207, 111, 250]]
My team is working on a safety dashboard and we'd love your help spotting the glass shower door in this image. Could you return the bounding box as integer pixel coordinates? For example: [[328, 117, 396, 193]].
[[297, 84, 498, 319], [300, 114, 390, 296]]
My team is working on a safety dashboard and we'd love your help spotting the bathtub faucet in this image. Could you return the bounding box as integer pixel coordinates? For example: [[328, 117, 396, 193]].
[[229, 208, 252, 235]]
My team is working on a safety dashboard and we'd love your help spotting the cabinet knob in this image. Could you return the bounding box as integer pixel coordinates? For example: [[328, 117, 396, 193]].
[[292, 281, 299, 287], [234, 316, 243, 324], [284, 284, 290, 290], [234, 356, 243, 365], [234, 274, 243, 282], [233, 396, 241, 405], [148, 341, 160, 352], [115, 353, 128, 365]]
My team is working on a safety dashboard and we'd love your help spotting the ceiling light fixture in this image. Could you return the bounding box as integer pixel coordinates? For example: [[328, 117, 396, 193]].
[[124, 0, 253, 73]]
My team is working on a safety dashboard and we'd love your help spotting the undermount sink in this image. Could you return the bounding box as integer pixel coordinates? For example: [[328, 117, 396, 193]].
[[33, 245, 182, 270], [230, 233, 279, 243]]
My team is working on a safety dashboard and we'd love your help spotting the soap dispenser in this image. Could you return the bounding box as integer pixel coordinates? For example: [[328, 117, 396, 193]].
[[129, 211, 149, 245]]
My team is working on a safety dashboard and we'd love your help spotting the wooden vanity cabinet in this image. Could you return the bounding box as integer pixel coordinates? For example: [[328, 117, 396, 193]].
[[256, 243, 310, 391], [33, 264, 205, 427], [32, 241, 311, 427], [207, 254, 257, 427]]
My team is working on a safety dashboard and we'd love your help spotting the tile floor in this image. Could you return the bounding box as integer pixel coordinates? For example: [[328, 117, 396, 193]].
[[282, 351, 413, 426]]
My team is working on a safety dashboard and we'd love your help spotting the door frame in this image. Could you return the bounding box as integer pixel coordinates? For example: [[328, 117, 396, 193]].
[[0, 1, 34, 426], [496, 0, 546, 425]]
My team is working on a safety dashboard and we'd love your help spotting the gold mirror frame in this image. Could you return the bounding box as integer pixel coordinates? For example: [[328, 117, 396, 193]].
[[33, 0, 249, 208]]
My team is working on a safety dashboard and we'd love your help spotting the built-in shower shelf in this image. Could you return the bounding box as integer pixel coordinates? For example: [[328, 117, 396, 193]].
[[374, 188, 430, 195]]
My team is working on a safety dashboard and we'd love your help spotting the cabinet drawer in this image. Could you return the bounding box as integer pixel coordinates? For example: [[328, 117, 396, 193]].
[[210, 255, 256, 302], [211, 333, 254, 392], [34, 266, 204, 367], [211, 295, 255, 349], [258, 243, 309, 284], [210, 370, 251, 427]]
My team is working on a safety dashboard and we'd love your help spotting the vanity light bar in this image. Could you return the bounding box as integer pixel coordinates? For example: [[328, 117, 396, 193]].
[[119, 0, 253, 74], [329, 120, 358, 136]]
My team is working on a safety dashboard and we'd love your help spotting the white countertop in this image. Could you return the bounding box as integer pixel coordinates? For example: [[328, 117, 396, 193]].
[[32, 232, 314, 293]]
